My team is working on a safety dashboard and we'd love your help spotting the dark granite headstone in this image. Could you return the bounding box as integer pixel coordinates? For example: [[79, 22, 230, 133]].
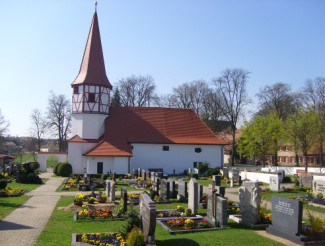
[[168, 180, 176, 198], [139, 194, 156, 245], [267, 196, 303, 244], [213, 175, 221, 186], [223, 168, 229, 179], [198, 184, 203, 202], [121, 188, 128, 213], [160, 179, 170, 200], [232, 169, 240, 183], [216, 196, 228, 227]]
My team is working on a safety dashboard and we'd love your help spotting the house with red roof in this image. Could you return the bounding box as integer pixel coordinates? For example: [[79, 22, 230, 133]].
[[68, 9, 225, 174]]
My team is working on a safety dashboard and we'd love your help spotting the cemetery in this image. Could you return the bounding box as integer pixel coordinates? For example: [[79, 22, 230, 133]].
[[2, 166, 325, 245]]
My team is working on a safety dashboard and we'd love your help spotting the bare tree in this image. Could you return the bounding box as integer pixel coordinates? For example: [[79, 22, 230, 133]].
[[303, 77, 325, 166], [47, 92, 71, 152], [0, 109, 9, 147], [212, 68, 250, 165], [256, 82, 298, 119], [30, 108, 47, 151], [118, 75, 157, 107]]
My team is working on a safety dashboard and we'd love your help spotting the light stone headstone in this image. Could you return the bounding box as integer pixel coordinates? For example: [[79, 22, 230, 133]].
[[313, 179, 325, 197], [105, 180, 111, 196], [139, 194, 156, 245], [269, 176, 280, 191], [141, 169, 146, 180], [177, 180, 188, 200], [299, 174, 313, 188], [188, 168, 192, 174], [188, 178, 198, 215], [232, 169, 240, 183], [194, 168, 199, 174], [239, 181, 261, 225], [110, 181, 116, 202], [216, 196, 228, 227]]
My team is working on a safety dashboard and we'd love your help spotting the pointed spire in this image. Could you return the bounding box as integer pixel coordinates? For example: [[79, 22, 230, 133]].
[[72, 9, 112, 89]]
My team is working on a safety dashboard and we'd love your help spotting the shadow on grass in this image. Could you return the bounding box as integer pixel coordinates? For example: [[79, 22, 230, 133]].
[[156, 238, 200, 246], [0, 202, 23, 209]]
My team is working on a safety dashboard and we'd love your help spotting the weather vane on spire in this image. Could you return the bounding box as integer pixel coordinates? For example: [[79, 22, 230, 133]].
[[95, 1, 98, 12]]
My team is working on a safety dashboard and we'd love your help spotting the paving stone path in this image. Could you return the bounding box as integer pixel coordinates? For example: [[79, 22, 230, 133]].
[[0, 173, 65, 246]]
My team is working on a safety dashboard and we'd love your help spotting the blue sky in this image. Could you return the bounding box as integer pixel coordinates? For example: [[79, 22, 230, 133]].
[[0, 0, 324, 137]]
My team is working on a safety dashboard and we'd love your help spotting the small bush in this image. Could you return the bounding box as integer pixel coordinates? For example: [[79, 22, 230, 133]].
[[183, 170, 188, 175], [29, 162, 40, 171], [57, 163, 72, 177], [18, 173, 42, 184], [101, 174, 108, 180], [113, 203, 125, 217], [283, 176, 291, 183], [126, 226, 144, 246], [121, 207, 141, 235], [189, 173, 199, 179], [198, 162, 209, 175], [53, 163, 62, 175], [149, 190, 158, 200], [206, 168, 220, 177], [0, 179, 7, 189], [185, 208, 192, 217]]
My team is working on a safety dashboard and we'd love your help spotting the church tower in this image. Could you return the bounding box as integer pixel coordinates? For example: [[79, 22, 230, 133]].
[[70, 8, 112, 139]]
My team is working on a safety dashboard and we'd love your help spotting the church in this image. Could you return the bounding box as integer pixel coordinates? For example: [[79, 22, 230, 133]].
[[67, 9, 225, 175]]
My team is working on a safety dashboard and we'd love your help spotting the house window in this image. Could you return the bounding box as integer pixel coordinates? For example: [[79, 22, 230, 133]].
[[163, 146, 169, 151], [299, 157, 302, 163], [74, 86, 79, 94], [285, 146, 288, 151], [291, 157, 295, 163], [193, 162, 197, 168], [195, 148, 202, 153], [285, 157, 288, 162], [88, 93, 95, 102]]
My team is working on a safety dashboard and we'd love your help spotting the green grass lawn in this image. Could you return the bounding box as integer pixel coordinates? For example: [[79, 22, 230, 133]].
[[0, 180, 46, 220], [46, 156, 58, 168], [14, 153, 38, 163], [36, 196, 284, 246]]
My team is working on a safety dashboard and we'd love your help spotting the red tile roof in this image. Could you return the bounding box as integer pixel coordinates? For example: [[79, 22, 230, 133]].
[[84, 107, 226, 156], [68, 135, 102, 143], [71, 11, 112, 89]]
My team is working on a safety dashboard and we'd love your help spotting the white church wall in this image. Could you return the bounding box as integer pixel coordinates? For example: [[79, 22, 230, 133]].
[[71, 114, 107, 139], [85, 156, 128, 174], [68, 142, 97, 174], [131, 143, 223, 174]]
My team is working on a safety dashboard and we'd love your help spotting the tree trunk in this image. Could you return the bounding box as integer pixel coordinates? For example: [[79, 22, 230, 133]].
[[262, 153, 266, 167], [274, 139, 278, 166], [320, 142, 324, 167], [231, 128, 236, 166], [295, 153, 299, 167], [304, 153, 308, 172]]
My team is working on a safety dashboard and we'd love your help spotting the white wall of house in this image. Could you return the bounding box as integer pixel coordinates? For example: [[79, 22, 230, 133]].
[[130, 143, 223, 174], [86, 156, 129, 174], [71, 114, 107, 139]]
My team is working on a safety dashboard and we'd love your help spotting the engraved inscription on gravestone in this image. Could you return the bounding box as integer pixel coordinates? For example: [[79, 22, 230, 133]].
[[314, 180, 325, 197]]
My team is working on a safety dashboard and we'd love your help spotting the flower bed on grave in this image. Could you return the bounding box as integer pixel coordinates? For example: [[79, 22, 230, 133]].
[[261, 186, 272, 194], [62, 177, 85, 190], [127, 193, 140, 204], [158, 217, 220, 234], [0, 188, 25, 197], [156, 209, 182, 218], [73, 232, 126, 246], [73, 193, 108, 206], [74, 205, 126, 222]]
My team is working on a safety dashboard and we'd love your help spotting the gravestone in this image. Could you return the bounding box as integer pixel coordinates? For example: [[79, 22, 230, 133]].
[[132, 168, 137, 178], [313, 179, 325, 197], [141, 169, 146, 180], [239, 181, 261, 225], [208, 183, 225, 198], [121, 188, 128, 213], [213, 175, 221, 186], [168, 180, 176, 198], [198, 184, 203, 202], [223, 168, 229, 179], [139, 194, 156, 245], [105, 180, 111, 196], [150, 172, 155, 182], [155, 177, 160, 194], [206, 188, 228, 228], [277, 170, 285, 183], [177, 180, 188, 201], [232, 169, 240, 183], [193, 168, 199, 174], [269, 176, 280, 191], [188, 178, 198, 215], [188, 168, 192, 174], [110, 181, 116, 202], [266, 196, 303, 244], [157, 172, 163, 179], [299, 174, 313, 188], [160, 179, 170, 200]]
